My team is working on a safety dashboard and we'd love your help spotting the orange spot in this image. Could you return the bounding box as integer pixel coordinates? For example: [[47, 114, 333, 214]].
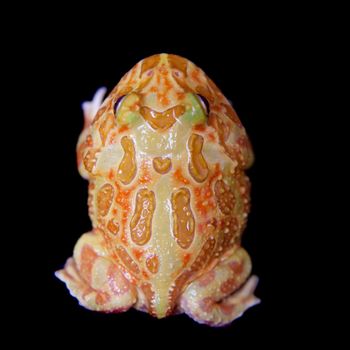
[[150, 86, 158, 93], [193, 164, 221, 216], [133, 248, 144, 261], [194, 187, 201, 197], [142, 271, 149, 279], [159, 94, 170, 106], [108, 169, 114, 180], [115, 184, 133, 211], [194, 124, 206, 132], [121, 231, 128, 246], [130, 103, 139, 112], [164, 76, 173, 90], [176, 92, 186, 100], [183, 253, 191, 266], [112, 208, 118, 215], [86, 135, 93, 147], [119, 125, 129, 133], [159, 65, 168, 75], [173, 168, 190, 185], [139, 160, 152, 184]]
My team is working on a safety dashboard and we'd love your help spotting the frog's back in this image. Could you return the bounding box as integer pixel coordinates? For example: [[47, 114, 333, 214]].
[[79, 54, 253, 317]]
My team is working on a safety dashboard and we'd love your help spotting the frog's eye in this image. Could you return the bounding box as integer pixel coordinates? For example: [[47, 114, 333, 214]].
[[197, 94, 210, 114], [114, 95, 126, 116]]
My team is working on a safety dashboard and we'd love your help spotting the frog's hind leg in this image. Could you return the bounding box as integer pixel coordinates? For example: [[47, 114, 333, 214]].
[[55, 231, 137, 313], [178, 247, 260, 326]]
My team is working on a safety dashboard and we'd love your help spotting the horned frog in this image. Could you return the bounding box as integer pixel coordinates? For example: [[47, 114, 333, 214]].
[[56, 54, 260, 326]]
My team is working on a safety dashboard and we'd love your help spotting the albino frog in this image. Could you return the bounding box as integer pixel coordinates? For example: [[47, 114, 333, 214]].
[[56, 54, 260, 326]]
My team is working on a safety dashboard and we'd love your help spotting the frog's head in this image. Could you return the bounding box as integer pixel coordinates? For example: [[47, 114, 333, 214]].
[[110, 53, 215, 131], [78, 54, 253, 180]]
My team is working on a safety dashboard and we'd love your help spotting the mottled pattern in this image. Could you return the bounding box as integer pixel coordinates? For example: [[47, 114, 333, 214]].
[[56, 54, 259, 326]]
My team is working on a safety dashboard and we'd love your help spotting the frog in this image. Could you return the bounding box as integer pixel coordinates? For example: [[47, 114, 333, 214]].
[[55, 54, 260, 326]]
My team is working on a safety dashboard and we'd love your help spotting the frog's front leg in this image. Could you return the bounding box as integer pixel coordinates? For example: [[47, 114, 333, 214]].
[[178, 247, 260, 327], [55, 231, 137, 312]]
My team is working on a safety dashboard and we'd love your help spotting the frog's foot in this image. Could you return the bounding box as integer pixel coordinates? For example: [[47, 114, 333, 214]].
[[179, 247, 260, 327], [55, 231, 137, 313]]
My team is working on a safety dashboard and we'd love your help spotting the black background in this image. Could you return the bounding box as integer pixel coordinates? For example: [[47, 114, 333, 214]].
[[29, 13, 316, 346]]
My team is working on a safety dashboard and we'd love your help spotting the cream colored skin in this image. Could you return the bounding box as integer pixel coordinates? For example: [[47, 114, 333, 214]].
[[56, 54, 259, 326]]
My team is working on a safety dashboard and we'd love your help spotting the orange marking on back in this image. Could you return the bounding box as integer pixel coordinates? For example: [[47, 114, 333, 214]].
[[132, 248, 144, 261], [164, 76, 173, 90], [108, 169, 115, 180], [121, 231, 128, 246], [115, 182, 133, 211], [159, 93, 170, 106], [139, 160, 152, 184], [115, 181, 137, 247], [183, 253, 192, 266], [176, 92, 186, 100], [130, 103, 139, 112], [173, 168, 190, 185], [86, 135, 93, 146], [119, 125, 129, 133], [193, 163, 221, 216], [194, 124, 206, 132]]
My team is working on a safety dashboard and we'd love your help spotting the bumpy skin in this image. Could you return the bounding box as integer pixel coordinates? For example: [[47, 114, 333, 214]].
[[56, 54, 260, 326]]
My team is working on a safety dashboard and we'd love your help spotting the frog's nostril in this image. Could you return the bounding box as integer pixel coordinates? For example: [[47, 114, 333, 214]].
[[197, 94, 210, 114], [114, 95, 126, 116]]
